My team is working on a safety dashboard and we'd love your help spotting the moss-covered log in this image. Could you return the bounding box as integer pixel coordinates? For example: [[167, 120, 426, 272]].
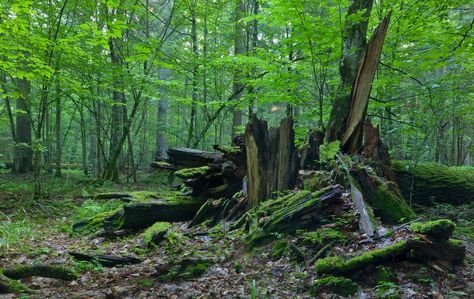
[[1, 264, 77, 294], [73, 195, 204, 233], [393, 161, 474, 205], [352, 167, 415, 223], [2, 264, 77, 281], [0, 274, 31, 294], [104, 197, 204, 231], [238, 185, 345, 243], [315, 237, 465, 276]]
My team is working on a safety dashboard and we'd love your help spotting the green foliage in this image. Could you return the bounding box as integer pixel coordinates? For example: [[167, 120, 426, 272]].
[[302, 228, 347, 246], [310, 276, 358, 297], [271, 239, 289, 258], [319, 141, 340, 168], [374, 281, 400, 299], [410, 219, 456, 241]]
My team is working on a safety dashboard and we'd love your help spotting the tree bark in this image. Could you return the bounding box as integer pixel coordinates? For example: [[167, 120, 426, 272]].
[[13, 77, 33, 173], [325, 0, 373, 144]]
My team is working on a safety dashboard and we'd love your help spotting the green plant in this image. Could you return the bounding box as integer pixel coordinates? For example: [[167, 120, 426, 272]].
[[374, 281, 400, 299], [250, 279, 257, 299], [319, 141, 340, 168]]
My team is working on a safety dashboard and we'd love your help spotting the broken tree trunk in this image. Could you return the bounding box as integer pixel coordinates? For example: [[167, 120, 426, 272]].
[[341, 12, 391, 153], [237, 185, 345, 244], [299, 130, 324, 170], [245, 115, 299, 207]]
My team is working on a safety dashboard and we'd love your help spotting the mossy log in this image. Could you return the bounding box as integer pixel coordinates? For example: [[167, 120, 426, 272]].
[[167, 147, 224, 168], [74, 196, 204, 233], [104, 197, 204, 231], [1, 264, 77, 294], [351, 167, 415, 223], [310, 276, 358, 297], [392, 161, 474, 205], [69, 252, 142, 267], [239, 185, 345, 243], [315, 238, 465, 276]]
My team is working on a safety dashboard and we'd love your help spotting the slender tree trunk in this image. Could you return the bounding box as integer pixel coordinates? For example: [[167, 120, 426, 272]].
[[187, 7, 198, 147], [155, 68, 170, 159], [13, 77, 33, 174], [55, 79, 62, 176], [232, 0, 246, 137]]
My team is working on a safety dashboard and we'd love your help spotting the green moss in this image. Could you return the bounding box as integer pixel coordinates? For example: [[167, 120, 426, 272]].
[[158, 259, 212, 281], [315, 241, 408, 275], [410, 219, 456, 241], [72, 208, 121, 234], [303, 228, 347, 245], [175, 166, 211, 179], [361, 175, 415, 223], [0, 274, 30, 294], [2, 265, 78, 281], [142, 222, 170, 246], [447, 239, 462, 246], [375, 265, 396, 284], [392, 161, 474, 205], [310, 276, 358, 296]]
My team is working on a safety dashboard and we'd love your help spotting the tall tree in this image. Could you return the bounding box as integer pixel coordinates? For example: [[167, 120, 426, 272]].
[[325, 0, 373, 144]]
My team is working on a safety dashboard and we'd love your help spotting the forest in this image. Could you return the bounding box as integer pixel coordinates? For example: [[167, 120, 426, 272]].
[[0, 0, 473, 297]]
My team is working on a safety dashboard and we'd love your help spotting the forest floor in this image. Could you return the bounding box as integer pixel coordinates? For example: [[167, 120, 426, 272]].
[[0, 169, 473, 299]]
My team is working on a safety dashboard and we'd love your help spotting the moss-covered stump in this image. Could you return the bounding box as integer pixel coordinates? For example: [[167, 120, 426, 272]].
[[155, 259, 213, 281], [410, 219, 456, 241], [237, 185, 344, 244], [142, 222, 170, 246], [393, 161, 474, 205], [352, 167, 415, 223], [310, 276, 358, 297]]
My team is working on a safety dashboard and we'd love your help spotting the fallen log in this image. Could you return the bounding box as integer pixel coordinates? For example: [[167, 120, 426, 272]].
[[69, 252, 141, 267], [167, 147, 224, 168], [0, 264, 77, 294], [392, 161, 474, 205], [104, 197, 204, 231], [237, 185, 346, 244], [73, 194, 204, 233]]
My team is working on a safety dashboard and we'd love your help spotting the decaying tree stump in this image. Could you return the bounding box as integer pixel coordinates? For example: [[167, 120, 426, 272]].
[[245, 115, 299, 207], [299, 130, 324, 169]]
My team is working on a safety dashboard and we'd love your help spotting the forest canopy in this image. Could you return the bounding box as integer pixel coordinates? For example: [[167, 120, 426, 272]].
[[0, 0, 472, 181]]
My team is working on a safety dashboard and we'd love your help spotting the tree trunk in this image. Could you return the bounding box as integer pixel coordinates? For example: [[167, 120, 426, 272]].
[[155, 68, 170, 159], [245, 115, 299, 208], [325, 0, 373, 144], [13, 77, 33, 173], [232, 0, 246, 138]]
